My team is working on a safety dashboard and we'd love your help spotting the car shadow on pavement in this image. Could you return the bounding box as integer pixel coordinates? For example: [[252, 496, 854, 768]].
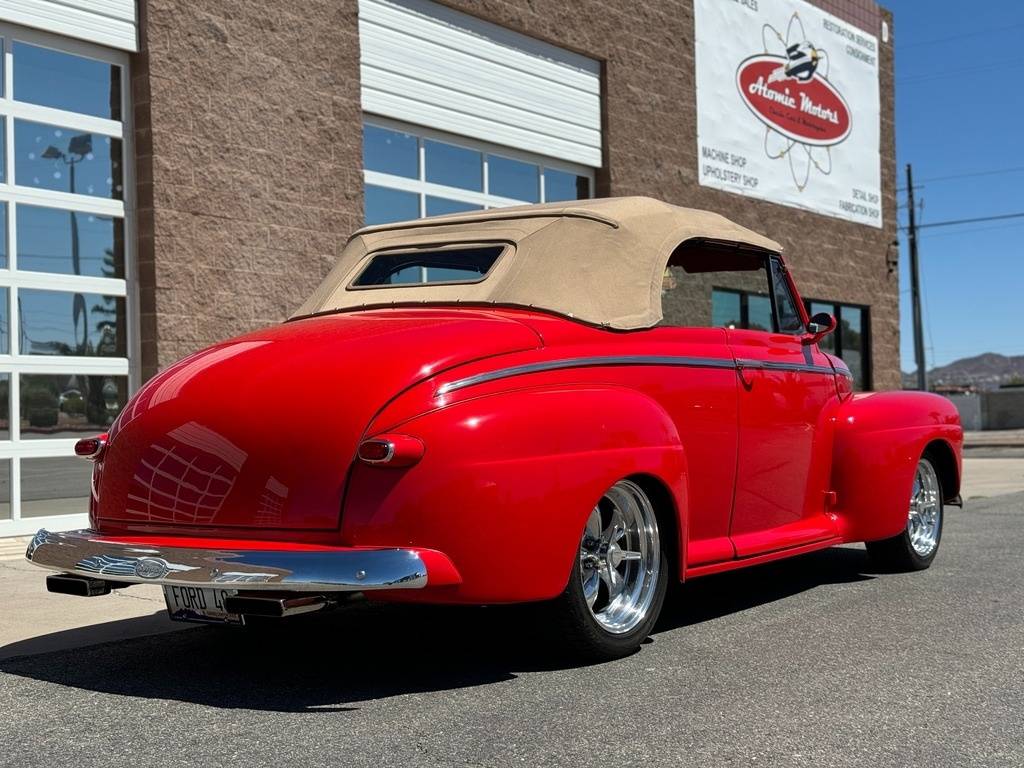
[[0, 546, 876, 712]]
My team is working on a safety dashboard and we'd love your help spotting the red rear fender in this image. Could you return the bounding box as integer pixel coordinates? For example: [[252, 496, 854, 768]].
[[341, 385, 688, 603]]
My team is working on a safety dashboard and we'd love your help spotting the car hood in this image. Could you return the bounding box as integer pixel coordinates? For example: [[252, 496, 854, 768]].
[[94, 309, 540, 532]]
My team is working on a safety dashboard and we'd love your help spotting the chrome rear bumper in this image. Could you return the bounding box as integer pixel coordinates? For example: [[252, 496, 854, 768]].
[[25, 529, 428, 591]]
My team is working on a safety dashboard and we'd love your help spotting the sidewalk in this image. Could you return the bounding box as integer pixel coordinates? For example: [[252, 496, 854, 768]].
[[964, 429, 1024, 448], [0, 538, 187, 661]]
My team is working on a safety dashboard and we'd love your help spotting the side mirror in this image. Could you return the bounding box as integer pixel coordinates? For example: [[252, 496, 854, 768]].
[[805, 312, 836, 344]]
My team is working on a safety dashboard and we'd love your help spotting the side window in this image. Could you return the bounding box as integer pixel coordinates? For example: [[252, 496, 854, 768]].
[[661, 243, 776, 331], [770, 259, 804, 334], [350, 245, 504, 287]]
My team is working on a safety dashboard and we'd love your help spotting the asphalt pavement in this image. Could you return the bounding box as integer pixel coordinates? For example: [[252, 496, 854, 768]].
[[1, 492, 1022, 767]]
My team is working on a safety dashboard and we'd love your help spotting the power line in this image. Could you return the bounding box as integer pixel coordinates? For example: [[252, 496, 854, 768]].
[[902, 211, 1024, 231], [919, 220, 1024, 240], [896, 57, 1024, 85], [897, 20, 1024, 50], [896, 165, 1024, 192]]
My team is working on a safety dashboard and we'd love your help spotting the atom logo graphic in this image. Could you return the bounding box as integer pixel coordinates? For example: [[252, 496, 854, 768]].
[[735, 13, 852, 191]]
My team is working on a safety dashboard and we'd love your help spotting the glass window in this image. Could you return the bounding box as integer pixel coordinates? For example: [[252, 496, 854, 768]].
[[20, 456, 91, 518], [0, 32, 131, 532], [352, 246, 503, 287], [17, 205, 124, 277], [18, 289, 126, 356], [770, 260, 804, 333], [545, 169, 590, 201], [13, 42, 121, 120], [0, 373, 9, 440], [15, 121, 124, 199], [489, 155, 539, 202], [425, 197, 482, 217], [20, 373, 127, 438], [805, 300, 869, 389], [0, 289, 8, 354], [809, 301, 836, 353], [841, 306, 865, 390], [0, 202, 7, 268], [365, 184, 419, 225], [425, 140, 482, 191], [362, 122, 594, 225], [363, 124, 418, 179], [0, 461, 10, 521], [747, 294, 772, 332], [711, 289, 741, 328]]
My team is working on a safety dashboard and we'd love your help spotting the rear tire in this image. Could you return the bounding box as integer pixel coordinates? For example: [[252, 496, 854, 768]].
[[549, 479, 669, 661], [866, 454, 944, 572]]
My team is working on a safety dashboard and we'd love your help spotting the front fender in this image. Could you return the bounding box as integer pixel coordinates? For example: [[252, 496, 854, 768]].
[[340, 384, 687, 603], [831, 391, 962, 542]]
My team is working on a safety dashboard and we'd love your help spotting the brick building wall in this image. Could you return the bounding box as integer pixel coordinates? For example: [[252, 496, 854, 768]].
[[133, 0, 899, 388], [133, 0, 365, 379]]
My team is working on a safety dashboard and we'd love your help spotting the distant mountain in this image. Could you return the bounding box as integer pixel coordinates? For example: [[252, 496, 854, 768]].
[[902, 353, 1024, 390]]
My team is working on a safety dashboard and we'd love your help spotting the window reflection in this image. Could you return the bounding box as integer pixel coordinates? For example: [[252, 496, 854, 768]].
[[0, 289, 8, 354], [425, 140, 482, 191], [842, 307, 864, 390], [19, 289, 125, 356], [0, 460, 9, 521], [21, 456, 91, 518], [809, 302, 836, 353], [545, 168, 589, 201], [0, 203, 7, 268], [15, 120, 124, 199], [806, 300, 868, 389], [0, 373, 9, 440], [364, 125, 418, 179], [365, 184, 419, 225], [489, 155, 539, 202], [20, 373, 126, 438], [17, 205, 124, 278], [711, 290, 741, 328], [425, 196, 482, 216], [13, 42, 121, 120]]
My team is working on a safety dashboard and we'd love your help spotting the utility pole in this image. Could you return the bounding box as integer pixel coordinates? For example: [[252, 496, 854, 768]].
[[905, 164, 927, 391]]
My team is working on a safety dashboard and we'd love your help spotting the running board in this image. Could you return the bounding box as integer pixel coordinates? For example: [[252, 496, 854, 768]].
[[684, 537, 843, 579]]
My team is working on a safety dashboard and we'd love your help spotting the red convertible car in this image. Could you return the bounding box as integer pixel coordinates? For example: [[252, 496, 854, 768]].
[[27, 197, 962, 659]]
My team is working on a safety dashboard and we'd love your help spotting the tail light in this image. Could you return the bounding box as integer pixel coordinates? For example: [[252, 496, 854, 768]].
[[357, 434, 424, 467], [74, 433, 108, 460]]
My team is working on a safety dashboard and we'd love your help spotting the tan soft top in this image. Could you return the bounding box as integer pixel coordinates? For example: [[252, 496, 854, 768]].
[[293, 196, 782, 330]]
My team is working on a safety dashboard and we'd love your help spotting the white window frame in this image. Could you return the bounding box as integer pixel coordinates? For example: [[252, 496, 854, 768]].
[[0, 22, 136, 537], [363, 115, 596, 217]]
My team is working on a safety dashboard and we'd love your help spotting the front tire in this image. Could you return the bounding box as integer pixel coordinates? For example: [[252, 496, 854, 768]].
[[551, 479, 668, 661], [866, 454, 944, 571]]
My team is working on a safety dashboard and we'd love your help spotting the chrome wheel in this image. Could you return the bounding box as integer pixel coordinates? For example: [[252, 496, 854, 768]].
[[578, 479, 661, 635], [908, 458, 942, 557]]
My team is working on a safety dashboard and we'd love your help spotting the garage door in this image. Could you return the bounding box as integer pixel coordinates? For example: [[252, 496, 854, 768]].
[[358, 0, 602, 168]]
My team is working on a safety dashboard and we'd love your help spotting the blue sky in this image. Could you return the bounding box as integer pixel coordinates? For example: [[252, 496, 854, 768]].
[[885, 0, 1024, 370]]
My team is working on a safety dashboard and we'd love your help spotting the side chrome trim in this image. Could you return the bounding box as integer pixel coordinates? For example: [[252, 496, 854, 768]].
[[25, 529, 428, 591], [436, 354, 836, 395], [736, 359, 838, 376], [436, 355, 735, 395]]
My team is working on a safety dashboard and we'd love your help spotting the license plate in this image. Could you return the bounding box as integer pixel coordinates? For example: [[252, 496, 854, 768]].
[[163, 585, 242, 625]]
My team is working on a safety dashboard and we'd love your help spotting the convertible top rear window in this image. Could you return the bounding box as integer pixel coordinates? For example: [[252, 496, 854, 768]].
[[351, 245, 504, 288]]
